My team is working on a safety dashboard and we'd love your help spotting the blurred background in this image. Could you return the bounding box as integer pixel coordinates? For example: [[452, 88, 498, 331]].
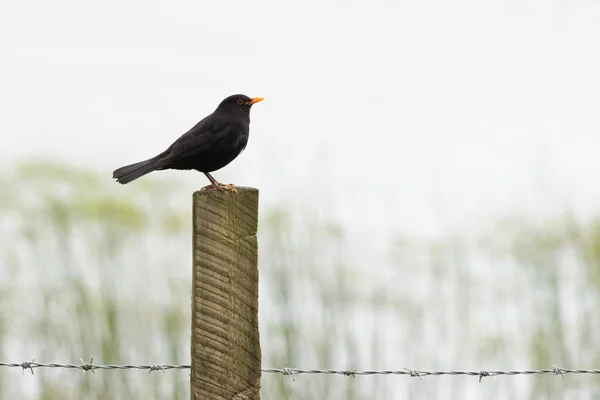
[[1, 0, 600, 399]]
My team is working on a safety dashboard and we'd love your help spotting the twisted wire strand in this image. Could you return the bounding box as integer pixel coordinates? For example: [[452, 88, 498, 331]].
[[1, 359, 599, 381]]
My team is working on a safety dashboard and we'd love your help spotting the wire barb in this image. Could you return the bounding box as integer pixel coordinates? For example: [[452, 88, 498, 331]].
[[80, 358, 95, 374], [404, 368, 423, 380], [281, 368, 295, 381], [20, 356, 35, 376], [478, 370, 490, 383], [343, 369, 356, 378], [551, 364, 565, 379], [148, 364, 166, 374]]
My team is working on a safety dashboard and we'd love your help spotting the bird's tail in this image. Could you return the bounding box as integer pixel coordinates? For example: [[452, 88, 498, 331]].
[[112, 156, 166, 184]]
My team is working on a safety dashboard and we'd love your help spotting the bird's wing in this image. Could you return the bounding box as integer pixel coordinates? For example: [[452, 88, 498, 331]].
[[167, 122, 232, 161]]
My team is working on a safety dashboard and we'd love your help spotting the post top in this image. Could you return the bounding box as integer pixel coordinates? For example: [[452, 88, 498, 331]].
[[193, 186, 259, 197]]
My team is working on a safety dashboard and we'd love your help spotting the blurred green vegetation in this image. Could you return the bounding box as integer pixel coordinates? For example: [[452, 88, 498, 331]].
[[0, 160, 599, 399]]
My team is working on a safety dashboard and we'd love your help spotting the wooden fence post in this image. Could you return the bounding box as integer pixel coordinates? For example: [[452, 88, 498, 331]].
[[191, 187, 261, 400]]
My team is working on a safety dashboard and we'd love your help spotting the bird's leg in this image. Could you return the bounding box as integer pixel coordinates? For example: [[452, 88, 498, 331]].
[[202, 172, 219, 188], [202, 172, 237, 193]]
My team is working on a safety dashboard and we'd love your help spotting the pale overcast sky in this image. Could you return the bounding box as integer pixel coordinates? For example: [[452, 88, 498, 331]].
[[1, 0, 599, 235]]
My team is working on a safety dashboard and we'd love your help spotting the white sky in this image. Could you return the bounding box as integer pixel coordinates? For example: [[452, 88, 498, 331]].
[[1, 0, 599, 236]]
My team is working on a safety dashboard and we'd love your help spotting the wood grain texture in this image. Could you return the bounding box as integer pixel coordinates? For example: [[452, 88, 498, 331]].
[[191, 187, 261, 400]]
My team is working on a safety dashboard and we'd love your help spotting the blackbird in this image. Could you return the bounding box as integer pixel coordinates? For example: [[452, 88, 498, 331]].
[[112, 94, 263, 192]]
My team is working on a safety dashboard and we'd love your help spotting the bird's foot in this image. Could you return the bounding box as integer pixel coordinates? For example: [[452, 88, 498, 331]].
[[218, 183, 238, 193], [201, 183, 238, 193]]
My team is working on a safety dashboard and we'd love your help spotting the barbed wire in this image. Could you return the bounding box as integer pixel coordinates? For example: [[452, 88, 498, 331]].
[[1, 358, 599, 382]]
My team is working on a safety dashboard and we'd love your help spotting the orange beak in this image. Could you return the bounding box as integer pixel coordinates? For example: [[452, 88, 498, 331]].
[[249, 97, 264, 105]]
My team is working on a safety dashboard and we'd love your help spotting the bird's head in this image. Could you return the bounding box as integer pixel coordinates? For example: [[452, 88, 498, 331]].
[[216, 94, 264, 116]]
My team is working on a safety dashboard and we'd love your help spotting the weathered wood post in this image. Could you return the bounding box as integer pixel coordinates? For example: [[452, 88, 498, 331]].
[[191, 187, 261, 400]]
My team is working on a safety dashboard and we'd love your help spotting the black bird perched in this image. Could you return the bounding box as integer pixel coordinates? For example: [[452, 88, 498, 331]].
[[112, 94, 263, 192]]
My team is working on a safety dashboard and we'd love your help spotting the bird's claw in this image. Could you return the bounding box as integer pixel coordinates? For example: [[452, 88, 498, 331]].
[[201, 183, 237, 193], [219, 183, 237, 193]]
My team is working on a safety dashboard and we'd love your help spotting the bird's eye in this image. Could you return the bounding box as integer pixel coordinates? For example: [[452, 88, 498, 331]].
[[236, 99, 245, 105]]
